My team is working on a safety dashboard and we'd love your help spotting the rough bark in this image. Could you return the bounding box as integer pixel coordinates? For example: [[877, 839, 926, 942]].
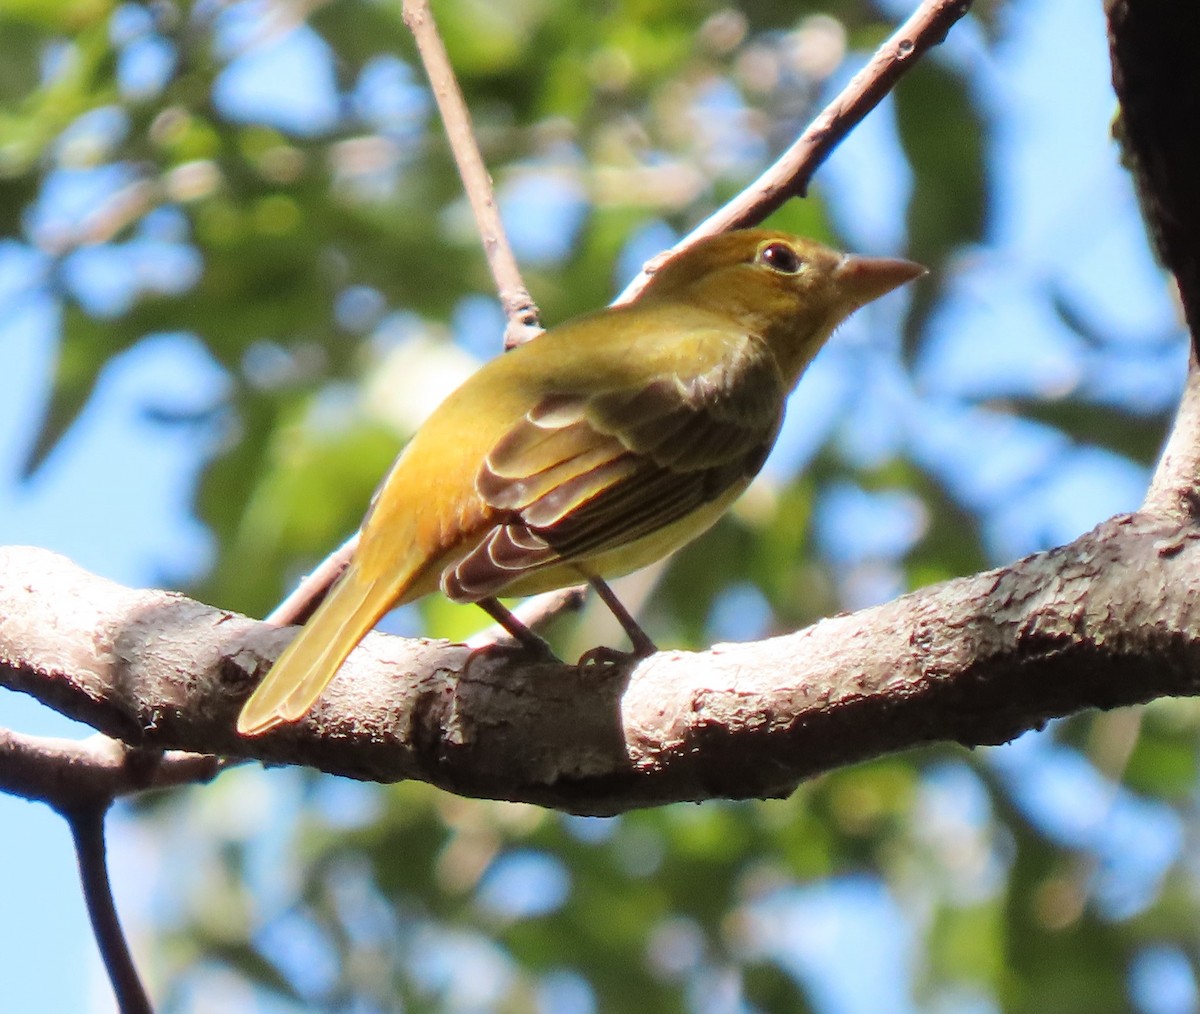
[[4, 494, 1200, 816], [1108, 1, 1200, 354], [3, 0, 1200, 823]]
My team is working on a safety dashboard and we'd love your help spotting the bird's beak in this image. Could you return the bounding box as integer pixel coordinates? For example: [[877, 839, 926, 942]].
[[834, 254, 927, 307]]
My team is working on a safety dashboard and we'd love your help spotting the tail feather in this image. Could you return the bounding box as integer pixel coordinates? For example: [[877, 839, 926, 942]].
[[238, 561, 403, 735]]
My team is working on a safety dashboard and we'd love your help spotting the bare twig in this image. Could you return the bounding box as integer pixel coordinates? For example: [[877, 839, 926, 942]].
[[615, 0, 975, 303], [266, 533, 359, 627], [0, 730, 224, 1014], [1144, 351, 1200, 521], [402, 0, 542, 348], [465, 584, 588, 649], [0, 729, 225, 806], [65, 805, 153, 1014], [266, 0, 565, 652]]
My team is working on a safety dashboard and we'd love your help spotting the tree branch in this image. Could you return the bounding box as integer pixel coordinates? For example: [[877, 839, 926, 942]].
[[0, 730, 223, 1013], [0, 729, 222, 807], [266, 533, 358, 627], [3, 490, 1200, 817], [1143, 353, 1200, 521], [65, 805, 153, 1014], [1107, 1, 1200, 357], [268, 0, 564, 632], [402, 0, 542, 348], [615, 0, 975, 303]]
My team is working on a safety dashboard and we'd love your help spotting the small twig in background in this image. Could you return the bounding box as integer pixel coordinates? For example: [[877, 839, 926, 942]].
[[465, 584, 589, 649], [266, 532, 359, 627], [614, 0, 975, 304], [402, 0, 543, 349], [0, 729, 229, 1014], [271, 0, 551, 627], [66, 805, 154, 1014]]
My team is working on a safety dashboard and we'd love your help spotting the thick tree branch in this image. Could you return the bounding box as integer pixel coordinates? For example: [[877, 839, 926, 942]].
[[10, 350, 1200, 814], [1107, 1, 1200, 356], [3, 488, 1200, 816]]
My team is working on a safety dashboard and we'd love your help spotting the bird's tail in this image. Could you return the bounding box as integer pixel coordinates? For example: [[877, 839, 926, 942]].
[[237, 559, 406, 735]]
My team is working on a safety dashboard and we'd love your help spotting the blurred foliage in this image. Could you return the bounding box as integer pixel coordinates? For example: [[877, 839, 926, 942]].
[[1, 0, 1197, 1012]]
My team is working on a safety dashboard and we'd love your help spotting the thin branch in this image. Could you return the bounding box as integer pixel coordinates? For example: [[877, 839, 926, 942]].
[[0, 729, 225, 807], [464, 584, 588, 649], [402, 0, 542, 348], [1143, 351, 1200, 521], [266, 533, 359, 627], [265, 0, 562, 635], [0, 730, 226, 1012], [65, 805, 153, 1014], [615, 0, 975, 304]]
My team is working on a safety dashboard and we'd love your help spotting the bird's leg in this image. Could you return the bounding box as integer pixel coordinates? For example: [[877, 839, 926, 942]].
[[474, 597, 560, 662], [579, 574, 658, 664]]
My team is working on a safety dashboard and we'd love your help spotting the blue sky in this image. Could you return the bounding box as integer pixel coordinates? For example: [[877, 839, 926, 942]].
[[0, 1, 1190, 1012]]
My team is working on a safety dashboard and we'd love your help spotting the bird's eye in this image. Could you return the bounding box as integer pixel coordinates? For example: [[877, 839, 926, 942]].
[[758, 242, 804, 274]]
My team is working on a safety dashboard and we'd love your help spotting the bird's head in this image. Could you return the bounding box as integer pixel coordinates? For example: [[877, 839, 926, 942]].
[[637, 229, 925, 380]]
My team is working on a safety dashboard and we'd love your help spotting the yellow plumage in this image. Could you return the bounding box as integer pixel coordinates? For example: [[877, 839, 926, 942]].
[[237, 229, 923, 734]]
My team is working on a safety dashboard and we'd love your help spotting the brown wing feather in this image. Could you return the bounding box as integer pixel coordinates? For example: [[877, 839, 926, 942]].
[[443, 522, 558, 599], [587, 341, 782, 469], [444, 333, 785, 601], [479, 417, 632, 512]]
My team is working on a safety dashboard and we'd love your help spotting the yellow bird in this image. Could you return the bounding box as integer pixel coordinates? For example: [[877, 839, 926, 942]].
[[237, 229, 923, 735]]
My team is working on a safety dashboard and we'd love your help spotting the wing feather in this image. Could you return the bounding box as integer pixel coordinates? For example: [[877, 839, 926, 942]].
[[479, 419, 631, 512], [448, 332, 785, 600], [519, 455, 642, 529]]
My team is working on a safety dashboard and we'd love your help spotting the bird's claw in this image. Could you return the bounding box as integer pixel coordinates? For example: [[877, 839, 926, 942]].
[[576, 642, 655, 673]]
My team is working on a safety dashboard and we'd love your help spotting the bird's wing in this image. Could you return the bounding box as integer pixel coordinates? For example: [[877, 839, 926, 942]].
[[442, 336, 784, 600]]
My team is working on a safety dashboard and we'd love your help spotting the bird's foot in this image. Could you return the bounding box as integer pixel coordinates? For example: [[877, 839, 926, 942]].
[[576, 641, 655, 673]]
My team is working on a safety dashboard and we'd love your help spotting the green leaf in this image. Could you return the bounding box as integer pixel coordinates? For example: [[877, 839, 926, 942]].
[[895, 59, 988, 263]]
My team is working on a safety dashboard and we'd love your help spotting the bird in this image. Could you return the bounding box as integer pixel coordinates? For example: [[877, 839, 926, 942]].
[[236, 229, 924, 735]]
